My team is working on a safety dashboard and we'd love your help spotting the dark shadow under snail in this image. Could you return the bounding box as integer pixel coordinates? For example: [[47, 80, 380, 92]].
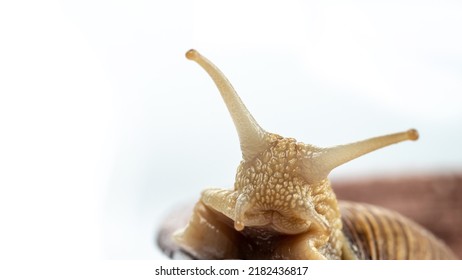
[[156, 49, 457, 260]]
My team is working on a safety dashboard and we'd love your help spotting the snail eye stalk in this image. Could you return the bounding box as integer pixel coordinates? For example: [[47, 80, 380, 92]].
[[186, 49, 269, 161]]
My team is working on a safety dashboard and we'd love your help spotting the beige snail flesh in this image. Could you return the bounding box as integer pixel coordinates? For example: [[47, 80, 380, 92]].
[[162, 49, 456, 260]]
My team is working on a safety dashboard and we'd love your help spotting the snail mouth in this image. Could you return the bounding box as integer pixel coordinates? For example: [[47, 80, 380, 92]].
[[241, 210, 312, 235], [270, 211, 312, 235]]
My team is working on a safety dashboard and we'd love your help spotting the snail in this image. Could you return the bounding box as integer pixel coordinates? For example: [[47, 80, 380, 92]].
[[157, 49, 456, 260]]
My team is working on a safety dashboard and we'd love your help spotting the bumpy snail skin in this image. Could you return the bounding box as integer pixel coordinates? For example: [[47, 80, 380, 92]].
[[172, 50, 453, 260]]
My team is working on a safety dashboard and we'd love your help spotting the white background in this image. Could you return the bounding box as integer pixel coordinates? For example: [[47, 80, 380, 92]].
[[0, 0, 461, 267]]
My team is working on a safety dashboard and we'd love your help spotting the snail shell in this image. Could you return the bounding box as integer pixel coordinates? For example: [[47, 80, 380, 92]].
[[157, 50, 457, 260], [340, 202, 455, 259]]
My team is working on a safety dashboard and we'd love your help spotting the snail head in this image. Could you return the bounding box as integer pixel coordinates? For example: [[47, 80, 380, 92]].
[[185, 49, 418, 236]]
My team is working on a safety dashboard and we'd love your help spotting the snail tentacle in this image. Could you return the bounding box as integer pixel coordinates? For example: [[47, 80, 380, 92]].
[[186, 49, 270, 161], [200, 189, 239, 221], [173, 201, 241, 260], [300, 130, 419, 183]]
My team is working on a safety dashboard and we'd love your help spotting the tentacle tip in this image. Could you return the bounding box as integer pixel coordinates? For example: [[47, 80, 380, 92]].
[[407, 129, 419, 141], [171, 229, 184, 244], [185, 49, 199, 61], [234, 221, 245, 231]]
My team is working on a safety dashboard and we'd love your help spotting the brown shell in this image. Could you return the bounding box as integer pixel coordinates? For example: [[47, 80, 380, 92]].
[[340, 202, 456, 259], [157, 173, 461, 259], [333, 172, 462, 258]]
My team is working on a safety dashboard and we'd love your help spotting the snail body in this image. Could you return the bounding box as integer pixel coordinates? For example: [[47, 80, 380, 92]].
[[164, 50, 456, 260]]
